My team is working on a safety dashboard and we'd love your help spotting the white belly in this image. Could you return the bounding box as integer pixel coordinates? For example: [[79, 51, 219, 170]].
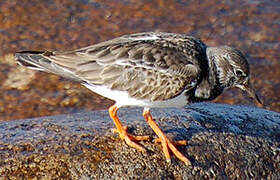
[[82, 83, 188, 108]]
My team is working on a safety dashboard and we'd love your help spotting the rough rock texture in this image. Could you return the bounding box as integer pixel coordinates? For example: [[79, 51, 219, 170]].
[[0, 103, 279, 179]]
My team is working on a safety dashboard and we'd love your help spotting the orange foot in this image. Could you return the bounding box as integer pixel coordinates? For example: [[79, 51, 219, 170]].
[[109, 105, 150, 152], [154, 138, 187, 146], [143, 108, 191, 166]]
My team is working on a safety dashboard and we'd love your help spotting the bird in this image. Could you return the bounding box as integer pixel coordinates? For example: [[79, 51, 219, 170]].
[[15, 32, 262, 165]]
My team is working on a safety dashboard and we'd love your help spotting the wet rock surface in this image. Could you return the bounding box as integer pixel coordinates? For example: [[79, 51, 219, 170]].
[[0, 103, 279, 179], [0, 0, 279, 121], [0, 1, 279, 178]]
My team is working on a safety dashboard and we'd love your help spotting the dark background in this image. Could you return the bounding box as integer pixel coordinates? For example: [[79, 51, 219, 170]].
[[0, 0, 279, 121]]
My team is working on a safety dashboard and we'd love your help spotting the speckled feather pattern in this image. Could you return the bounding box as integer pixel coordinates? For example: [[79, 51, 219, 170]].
[[14, 31, 261, 167], [16, 32, 207, 101], [15, 32, 254, 105]]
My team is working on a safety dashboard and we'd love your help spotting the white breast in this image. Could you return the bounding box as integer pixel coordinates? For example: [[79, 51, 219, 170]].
[[82, 83, 188, 108]]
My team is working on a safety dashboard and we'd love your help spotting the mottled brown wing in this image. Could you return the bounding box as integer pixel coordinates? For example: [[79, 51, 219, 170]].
[[44, 34, 204, 101]]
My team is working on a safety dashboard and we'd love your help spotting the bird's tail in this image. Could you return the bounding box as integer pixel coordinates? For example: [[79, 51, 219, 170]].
[[15, 51, 80, 81], [15, 51, 54, 71]]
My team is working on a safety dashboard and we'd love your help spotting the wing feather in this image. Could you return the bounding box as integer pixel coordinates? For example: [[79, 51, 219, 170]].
[[17, 32, 206, 101]]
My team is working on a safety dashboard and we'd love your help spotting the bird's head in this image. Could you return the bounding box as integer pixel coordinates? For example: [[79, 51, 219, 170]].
[[207, 46, 262, 105]]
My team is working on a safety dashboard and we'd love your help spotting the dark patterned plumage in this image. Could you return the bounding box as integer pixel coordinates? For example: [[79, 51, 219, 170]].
[[15, 32, 261, 165]]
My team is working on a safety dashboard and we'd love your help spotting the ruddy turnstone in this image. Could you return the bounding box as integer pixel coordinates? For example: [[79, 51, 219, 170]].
[[15, 32, 262, 165]]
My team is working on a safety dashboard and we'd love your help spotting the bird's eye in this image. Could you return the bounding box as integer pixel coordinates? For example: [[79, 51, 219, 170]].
[[234, 69, 244, 77]]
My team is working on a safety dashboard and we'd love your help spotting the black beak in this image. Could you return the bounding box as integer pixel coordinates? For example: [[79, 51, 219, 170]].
[[236, 82, 263, 105]]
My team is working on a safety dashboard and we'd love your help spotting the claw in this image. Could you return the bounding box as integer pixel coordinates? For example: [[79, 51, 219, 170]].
[[108, 105, 191, 166], [109, 105, 149, 152], [143, 108, 191, 166]]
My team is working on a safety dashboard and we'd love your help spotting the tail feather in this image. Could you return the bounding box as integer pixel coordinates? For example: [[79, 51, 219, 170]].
[[15, 51, 81, 82], [15, 51, 51, 71]]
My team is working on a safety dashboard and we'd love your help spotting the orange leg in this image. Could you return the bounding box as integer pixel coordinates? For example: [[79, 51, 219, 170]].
[[109, 105, 150, 152], [143, 108, 191, 166]]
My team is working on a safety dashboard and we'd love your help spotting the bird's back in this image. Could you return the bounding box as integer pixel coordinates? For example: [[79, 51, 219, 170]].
[[16, 32, 208, 102]]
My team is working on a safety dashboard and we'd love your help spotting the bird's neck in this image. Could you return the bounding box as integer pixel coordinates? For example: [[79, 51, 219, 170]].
[[205, 47, 225, 97], [188, 47, 224, 102]]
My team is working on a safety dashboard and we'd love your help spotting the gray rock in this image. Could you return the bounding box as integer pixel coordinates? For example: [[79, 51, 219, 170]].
[[0, 103, 279, 179]]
